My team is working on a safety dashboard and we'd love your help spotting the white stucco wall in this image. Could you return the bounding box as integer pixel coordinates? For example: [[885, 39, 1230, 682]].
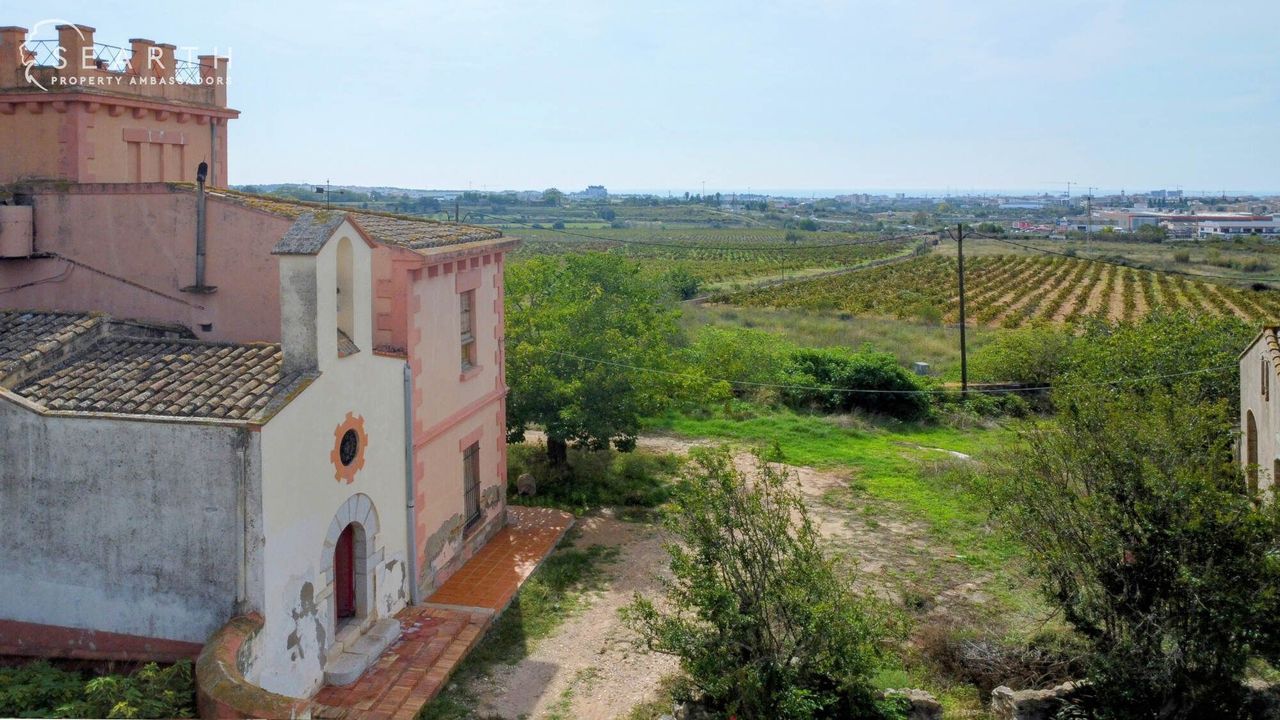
[[1240, 338, 1279, 496], [0, 399, 254, 643], [251, 224, 409, 698]]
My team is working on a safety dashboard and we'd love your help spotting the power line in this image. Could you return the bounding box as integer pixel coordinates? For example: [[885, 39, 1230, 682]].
[[49, 253, 205, 309], [532, 347, 1234, 396], [470, 211, 938, 251]]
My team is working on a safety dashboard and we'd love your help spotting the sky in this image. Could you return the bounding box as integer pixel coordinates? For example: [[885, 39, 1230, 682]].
[[28, 1, 1280, 194]]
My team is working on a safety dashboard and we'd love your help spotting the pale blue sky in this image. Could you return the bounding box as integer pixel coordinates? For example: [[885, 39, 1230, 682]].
[[30, 1, 1280, 193]]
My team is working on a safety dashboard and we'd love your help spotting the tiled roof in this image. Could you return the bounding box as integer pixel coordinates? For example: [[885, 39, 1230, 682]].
[[272, 212, 349, 255], [337, 329, 359, 358], [0, 309, 287, 421], [346, 213, 501, 250], [0, 310, 103, 379], [209, 189, 503, 251]]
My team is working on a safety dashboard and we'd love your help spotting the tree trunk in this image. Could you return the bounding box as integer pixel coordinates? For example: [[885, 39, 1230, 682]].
[[547, 436, 568, 469]]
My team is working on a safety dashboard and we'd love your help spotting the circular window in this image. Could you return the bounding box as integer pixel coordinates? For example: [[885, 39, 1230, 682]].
[[339, 429, 359, 466], [330, 413, 368, 484]]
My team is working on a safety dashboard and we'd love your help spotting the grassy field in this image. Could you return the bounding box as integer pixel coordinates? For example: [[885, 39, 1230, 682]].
[[728, 253, 1280, 328], [682, 303, 996, 377]]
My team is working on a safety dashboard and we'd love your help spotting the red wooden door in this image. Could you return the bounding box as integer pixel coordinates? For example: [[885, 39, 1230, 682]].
[[335, 525, 355, 619]]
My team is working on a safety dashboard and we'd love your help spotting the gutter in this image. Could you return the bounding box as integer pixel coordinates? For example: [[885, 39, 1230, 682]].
[[403, 362, 420, 605]]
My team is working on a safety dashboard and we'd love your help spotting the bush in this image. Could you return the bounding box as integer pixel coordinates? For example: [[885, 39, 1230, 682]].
[[1058, 311, 1251, 410], [988, 389, 1280, 719], [687, 327, 794, 398], [1173, 250, 1191, 263], [624, 449, 898, 719], [781, 347, 930, 420], [969, 324, 1074, 386], [658, 266, 702, 301], [0, 661, 194, 719]]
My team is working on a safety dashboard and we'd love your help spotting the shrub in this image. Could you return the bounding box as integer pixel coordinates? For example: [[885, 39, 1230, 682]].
[[687, 327, 794, 398], [987, 389, 1280, 719], [658, 266, 702, 301], [624, 449, 898, 719], [1172, 250, 1191, 263], [0, 661, 195, 719], [968, 324, 1074, 386], [781, 347, 930, 420], [1058, 311, 1252, 411]]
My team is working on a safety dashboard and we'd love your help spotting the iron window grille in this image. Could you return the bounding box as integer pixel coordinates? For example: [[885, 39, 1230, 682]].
[[463, 442, 481, 530]]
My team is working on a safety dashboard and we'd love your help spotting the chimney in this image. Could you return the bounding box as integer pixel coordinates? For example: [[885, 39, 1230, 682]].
[[56, 24, 94, 74], [129, 38, 156, 78], [0, 27, 26, 85], [197, 54, 229, 107]]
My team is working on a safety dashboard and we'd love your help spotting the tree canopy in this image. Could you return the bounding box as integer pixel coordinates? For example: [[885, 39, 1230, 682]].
[[504, 253, 721, 464]]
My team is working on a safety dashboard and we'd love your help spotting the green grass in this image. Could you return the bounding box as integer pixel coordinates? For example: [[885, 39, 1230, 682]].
[[645, 406, 1017, 574], [417, 537, 620, 720], [683, 304, 1000, 378]]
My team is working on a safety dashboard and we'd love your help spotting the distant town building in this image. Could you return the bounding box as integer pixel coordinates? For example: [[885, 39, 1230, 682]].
[[579, 184, 607, 199]]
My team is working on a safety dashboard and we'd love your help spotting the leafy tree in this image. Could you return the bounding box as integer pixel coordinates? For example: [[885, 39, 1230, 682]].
[[785, 229, 804, 245], [1135, 223, 1169, 242], [624, 449, 896, 720], [505, 254, 721, 466], [689, 327, 795, 397], [1060, 311, 1251, 411], [988, 388, 1280, 719], [541, 188, 564, 206], [658, 266, 701, 300], [598, 207, 617, 221]]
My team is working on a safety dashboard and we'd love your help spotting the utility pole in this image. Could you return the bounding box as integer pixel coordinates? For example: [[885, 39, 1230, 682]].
[[1085, 187, 1095, 248], [957, 223, 968, 396]]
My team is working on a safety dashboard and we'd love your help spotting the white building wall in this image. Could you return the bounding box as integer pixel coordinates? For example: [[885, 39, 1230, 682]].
[[250, 225, 409, 698], [1240, 337, 1280, 496], [0, 400, 254, 643]]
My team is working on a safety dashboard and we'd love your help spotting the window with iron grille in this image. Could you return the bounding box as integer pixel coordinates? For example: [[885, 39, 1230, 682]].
[[463, 442, 481, 529], [460, 290, 477, 371]]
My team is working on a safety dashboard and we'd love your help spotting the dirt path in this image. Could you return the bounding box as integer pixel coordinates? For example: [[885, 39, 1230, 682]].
[[465, 515, 677, 720], [467, 433, 976, 718]]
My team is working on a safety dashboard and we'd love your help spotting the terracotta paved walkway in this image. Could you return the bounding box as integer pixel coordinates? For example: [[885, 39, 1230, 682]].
[[314, 506, 575, 719]]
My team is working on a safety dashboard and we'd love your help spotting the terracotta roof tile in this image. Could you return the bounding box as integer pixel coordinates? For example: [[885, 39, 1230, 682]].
[[2, 309, 287, 421], [209, 189, 502, 251], [0, 310, 103, 379]]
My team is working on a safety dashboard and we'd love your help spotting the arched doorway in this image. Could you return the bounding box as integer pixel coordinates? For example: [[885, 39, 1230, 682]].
[[335, 524, 356, 621], [1247, 410, 1259, 494], [322, 494, 383, 635]]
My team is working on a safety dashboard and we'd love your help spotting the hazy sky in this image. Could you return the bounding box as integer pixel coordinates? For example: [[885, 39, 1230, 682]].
[[31, 1, 1280, 193]]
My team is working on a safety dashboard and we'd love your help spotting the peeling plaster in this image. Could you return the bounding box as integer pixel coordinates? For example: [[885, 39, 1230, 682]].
[[284, 580, 325, 668]]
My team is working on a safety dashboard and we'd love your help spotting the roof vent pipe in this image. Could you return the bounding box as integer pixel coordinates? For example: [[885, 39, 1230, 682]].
[[182, 161, 217, 297]]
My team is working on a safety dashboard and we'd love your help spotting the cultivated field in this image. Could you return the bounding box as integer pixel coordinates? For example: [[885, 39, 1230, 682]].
[[728, 254, 1280, 328], [508, 227, 911, 283]]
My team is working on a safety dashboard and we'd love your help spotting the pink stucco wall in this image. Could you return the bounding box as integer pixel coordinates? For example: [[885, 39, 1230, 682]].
[[0, 184, 288, 342], [405, 250, 509, 593], [0, 180, 512, 596]]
